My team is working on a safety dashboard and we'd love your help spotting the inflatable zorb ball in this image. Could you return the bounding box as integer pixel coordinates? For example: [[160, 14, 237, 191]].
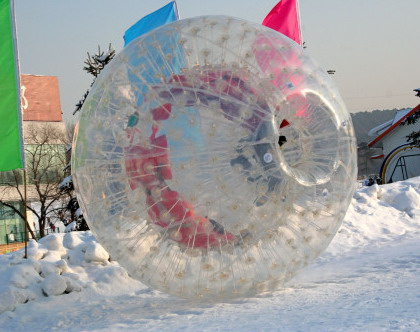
[[72, 16, 357, 301]]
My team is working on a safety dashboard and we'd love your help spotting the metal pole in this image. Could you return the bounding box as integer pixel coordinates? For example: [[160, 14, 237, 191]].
[[12, 0, 28, 257], [23, 169, 28, 258], [173, 0, 180, 20], [296, 0, 303, 47]]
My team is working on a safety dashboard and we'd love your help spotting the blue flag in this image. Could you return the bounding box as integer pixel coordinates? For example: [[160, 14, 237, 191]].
[[124, 1, 179, 46]]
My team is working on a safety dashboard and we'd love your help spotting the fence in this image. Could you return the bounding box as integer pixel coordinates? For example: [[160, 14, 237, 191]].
[[3, 227, 60, 245]]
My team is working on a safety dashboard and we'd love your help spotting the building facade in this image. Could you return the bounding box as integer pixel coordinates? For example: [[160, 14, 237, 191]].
[[0, 74, 66, 245], [368, 104, 420, 183]]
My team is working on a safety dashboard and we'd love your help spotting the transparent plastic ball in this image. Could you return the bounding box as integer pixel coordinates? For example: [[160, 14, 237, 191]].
[[72, 16, 357, 301]]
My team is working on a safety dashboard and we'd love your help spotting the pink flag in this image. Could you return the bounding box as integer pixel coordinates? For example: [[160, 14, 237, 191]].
[[262, 0, 302, 45]]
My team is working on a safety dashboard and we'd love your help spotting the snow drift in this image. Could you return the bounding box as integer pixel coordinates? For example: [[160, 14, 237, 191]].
[[0, 177, 419, 331]]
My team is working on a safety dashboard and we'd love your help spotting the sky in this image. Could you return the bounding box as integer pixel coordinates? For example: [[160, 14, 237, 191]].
[[14, 0, 420, 124]]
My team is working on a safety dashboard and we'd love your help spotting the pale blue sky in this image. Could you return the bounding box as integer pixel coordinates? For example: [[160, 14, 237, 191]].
[[14, 0, 420, 123]]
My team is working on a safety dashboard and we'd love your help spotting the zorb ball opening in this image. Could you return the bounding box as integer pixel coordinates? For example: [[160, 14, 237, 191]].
[[72, 16, 357, 301]]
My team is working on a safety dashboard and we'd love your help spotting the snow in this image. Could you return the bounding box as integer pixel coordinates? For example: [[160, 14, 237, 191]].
[[75, 207, 82, 218], [58, 175, 72, 190], [84, 242, 109, 263], [1, 177, 420, 331], [41, 274, 68, 296], [64, 221, 76, 233], [367, 108, 411, 137], [392, 108, 412, 125], [368, 118, 393, 137]]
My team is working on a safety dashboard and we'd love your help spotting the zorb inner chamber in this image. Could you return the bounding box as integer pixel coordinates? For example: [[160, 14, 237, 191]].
[[72, 16, 357, 301]]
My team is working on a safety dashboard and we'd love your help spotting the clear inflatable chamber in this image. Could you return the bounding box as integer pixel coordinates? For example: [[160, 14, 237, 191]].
[[72, 16, 357, 301]]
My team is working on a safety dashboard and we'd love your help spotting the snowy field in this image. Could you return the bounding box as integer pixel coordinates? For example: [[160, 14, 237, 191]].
[[1, 177, 419, 332]]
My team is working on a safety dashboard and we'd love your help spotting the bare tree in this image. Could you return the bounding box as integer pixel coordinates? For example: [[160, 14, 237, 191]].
[[0, 122, 69, 239], [66, 121, 76, 144]]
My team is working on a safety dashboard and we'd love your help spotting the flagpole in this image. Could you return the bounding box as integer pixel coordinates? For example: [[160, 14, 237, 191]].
[[173, 1, 180, 19], [296, 0, 303, 47], [23, 169, 28, 258], [11, 0, 29, 257], [10, 0, 25, 166]]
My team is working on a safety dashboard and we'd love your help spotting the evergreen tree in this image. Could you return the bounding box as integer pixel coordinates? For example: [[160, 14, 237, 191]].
[[400, 108, 420, 148], [64, 44, 115, 231], [74, 44, 116, 115]]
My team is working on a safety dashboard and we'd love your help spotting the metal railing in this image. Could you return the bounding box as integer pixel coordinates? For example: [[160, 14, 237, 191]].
[[3, 227, 60, 245], [387, 153, 420, 183]]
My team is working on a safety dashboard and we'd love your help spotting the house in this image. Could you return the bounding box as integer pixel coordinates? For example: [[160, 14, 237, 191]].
[[0, 75, 66, 246], [368, 104, 420, 183]]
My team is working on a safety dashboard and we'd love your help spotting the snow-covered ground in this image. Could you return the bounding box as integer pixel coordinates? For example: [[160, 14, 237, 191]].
[[1, 178, 419, 332]]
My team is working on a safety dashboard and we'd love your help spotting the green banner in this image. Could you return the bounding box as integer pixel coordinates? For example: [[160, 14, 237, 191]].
[[0, 0, 24, 171]]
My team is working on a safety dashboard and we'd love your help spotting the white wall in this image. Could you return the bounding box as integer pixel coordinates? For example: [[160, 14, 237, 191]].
[[383, 122, 420, 156]]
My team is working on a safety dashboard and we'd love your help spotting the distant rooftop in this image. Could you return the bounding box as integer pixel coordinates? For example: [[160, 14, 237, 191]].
[[21, 74, 63, 122], [368, 108, 412, 138], [368, 104, 420, 147]]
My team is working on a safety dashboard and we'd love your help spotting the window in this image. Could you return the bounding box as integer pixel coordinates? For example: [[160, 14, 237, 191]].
[[0, 202, 25, 244]]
